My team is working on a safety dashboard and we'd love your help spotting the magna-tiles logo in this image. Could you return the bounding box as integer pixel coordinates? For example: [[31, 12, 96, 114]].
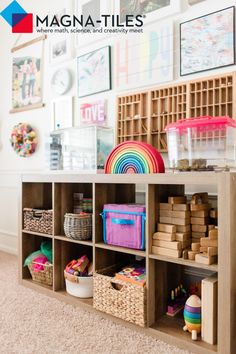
[[0, 0, 33, 33]]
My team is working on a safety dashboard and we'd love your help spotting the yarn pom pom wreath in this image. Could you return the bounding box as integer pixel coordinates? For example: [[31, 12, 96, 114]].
[[105, 141, 165, 174], [10, 123, 37, 157]]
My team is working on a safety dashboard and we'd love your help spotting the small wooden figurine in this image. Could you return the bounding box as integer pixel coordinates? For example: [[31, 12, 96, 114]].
[[183, 295, 201, 341]]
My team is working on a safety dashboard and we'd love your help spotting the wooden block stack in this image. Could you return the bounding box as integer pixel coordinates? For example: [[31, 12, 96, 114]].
[[152, 224, 182, 258], [190, 193, 211, 243], [195, 229, 218, 265], [159, 196, 191, 252]]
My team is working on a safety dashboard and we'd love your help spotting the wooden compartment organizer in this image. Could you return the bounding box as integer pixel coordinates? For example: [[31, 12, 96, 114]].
[[20, 173, 236, 354], [117, 72, 236, 152]]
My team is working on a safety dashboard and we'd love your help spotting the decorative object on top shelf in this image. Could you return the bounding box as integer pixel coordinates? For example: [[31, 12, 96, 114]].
[[165, 116, 236, 171], [115, 0, 180, 24], [101, 204, 146, 250], [51, 68, 72, 95], [77, 46, 111, 97], [105, 141, 165, 174], [49, 35, 72, 64], [10, 123, 37, 157], [51, 96, 73, 130], [183, 295, 201, 341], [80, 100, 107, 126], [180, 7, 235, 76], [11, 35, 46, 113]]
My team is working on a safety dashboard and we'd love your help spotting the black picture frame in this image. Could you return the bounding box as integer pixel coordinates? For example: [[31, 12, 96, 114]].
[[77, 45, 112, 98], [180, 6, 236, 76]]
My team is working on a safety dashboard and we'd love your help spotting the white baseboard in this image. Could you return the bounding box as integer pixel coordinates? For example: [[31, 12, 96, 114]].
[[0, 243, 17, 255]]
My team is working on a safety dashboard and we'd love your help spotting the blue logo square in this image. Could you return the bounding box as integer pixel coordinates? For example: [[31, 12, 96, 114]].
[[0, 1, 26, 26]]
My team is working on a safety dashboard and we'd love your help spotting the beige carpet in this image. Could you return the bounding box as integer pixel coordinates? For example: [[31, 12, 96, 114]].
[[0, 252, 192, 354]]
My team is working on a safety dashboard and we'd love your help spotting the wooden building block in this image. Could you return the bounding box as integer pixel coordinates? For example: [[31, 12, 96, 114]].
[[192, 232, 207, 238], [190, 204, 211, 211], [191, 210, 209, 218], [152, 239, 182, 250], [160, 210, 172, 217], [172, 217, 190, 226], [195, 253, 217, 265], [191, 217, 209, 225], [192, 224, 208, 233], [152, 246, 182, 258], [181, 240, 191, 249], [176, 225, 191, 233], [191, 243, 200, 252], [160, 216, 172, 225], [200, 238, 218, 248], [200, 246, 208, 253], [153, 232, 176, 242], [160, 203, 172, 211], [210, 209, 218, 219], [183, 249, 189, 259], [176, 233, 191, 242], [191, 193, 208, 205], [168, 196, 187, 205], [208, 247, 218, 256], [158, 224, 176, 233], [188, 251, 199, 261], [192, 238, 203, 244], [209, 229, 218, 240], [202, 276, 218, 345], [208, 225, 215, 232], [171, 211, 191, 219], [173, 204, 190, 211]]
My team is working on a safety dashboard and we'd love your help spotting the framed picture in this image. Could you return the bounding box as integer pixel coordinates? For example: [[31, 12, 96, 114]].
[[51, 96, 73, 131], [11, 35, 46, 113], [115, 0, 180, 24], [49, 36, 72, 65], [77, 46, 111, 98], [80, 100, 107, 126], [74, 0, 112, 47], [180, 6, 235, 76]]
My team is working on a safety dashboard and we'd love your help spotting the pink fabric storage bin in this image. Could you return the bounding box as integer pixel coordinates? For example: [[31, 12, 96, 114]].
[[101, 204, 146, 250]]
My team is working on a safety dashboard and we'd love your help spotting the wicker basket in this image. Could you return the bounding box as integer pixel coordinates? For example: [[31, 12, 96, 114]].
[[64, 213, 92, 240], [28, 261, 53, 286], [93, 265, 147, 327], [23, 208, 53, 235]]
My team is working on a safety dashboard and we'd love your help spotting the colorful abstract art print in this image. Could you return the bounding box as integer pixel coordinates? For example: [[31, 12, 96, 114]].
[[77, 46, 111, 98], [180, 7, 235, 76]]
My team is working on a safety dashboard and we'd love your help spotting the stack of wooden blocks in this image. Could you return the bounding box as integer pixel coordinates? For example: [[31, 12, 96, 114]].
[[195, 228, 218, 265], [190, 193, 211, 244], [152, 196, 191, 258]]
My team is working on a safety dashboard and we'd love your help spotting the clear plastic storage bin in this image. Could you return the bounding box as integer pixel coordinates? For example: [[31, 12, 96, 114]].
[[166, 116, 236, 171], [46, 126, 114, 172]]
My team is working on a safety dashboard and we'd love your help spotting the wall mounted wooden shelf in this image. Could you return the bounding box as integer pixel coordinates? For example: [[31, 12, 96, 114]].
[[117, 72, 236, 152], [19, 173, 236, 354]]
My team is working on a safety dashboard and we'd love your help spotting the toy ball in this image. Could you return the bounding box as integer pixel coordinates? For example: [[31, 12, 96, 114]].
[[183, 295, 201, 341]]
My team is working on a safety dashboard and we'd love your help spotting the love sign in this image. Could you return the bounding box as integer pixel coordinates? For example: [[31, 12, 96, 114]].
[[80, 100, 106, 125]]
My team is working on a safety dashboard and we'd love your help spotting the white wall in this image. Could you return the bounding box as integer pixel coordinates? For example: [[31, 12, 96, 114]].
[[0, 0, 235, 254]]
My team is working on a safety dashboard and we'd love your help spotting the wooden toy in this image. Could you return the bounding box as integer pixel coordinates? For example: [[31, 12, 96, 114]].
[[191, 193, 208, 205], [195, 254, 217, 265], [160, 203, 172, 211], [183, 295, 201, 341], [191, 217, 209, 225], [152, 246, 182, 258], [191, 243, 200, 252], [175, 233, 191, 242], [153, 232, 176, 242], [188, 251, 198, 261], [176, 225, 191, 233], [158, 223, 176, 233], [152, 239, 182, 250], [168, 196, 187, 204], [202, 276, 218, 345], [167, 286, 188, 317], [192, 225, 208, 233], [173, 204, 190, 211]]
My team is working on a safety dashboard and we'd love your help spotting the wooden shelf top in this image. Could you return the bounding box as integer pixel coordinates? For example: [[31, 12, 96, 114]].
[[21, 171, 225, 185], [95, 242, 146, 257], [149, 253, 218, 272], [54, 235, 93, 246], [22, 230, 53, 238]]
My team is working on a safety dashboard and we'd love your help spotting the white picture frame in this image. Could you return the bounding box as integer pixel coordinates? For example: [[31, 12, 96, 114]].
[[49, 36, 72, 65], [74, 0, 113, 48], [114, 0, 181, 24], [51, 96, 73, 131]]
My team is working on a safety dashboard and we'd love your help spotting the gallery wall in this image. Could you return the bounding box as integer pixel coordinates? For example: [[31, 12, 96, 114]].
[[0, 0, 235, 253]]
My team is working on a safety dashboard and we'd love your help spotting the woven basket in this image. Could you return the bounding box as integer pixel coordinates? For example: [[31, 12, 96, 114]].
[[23, 208, 53, 235], [28, 261, 53, 286], [64, 213, 92, 240], [93, 265, 147, 327]]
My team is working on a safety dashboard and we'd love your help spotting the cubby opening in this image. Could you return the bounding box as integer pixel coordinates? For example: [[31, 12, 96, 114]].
[[54, 183, 93, 238], [22, 183, 52, 210], [149, 260, 218, 352], [22, 233, 53, 289]]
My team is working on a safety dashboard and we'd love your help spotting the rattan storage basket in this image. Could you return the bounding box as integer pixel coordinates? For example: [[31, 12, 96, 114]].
[[93, 265, 147, 327], [64, 213, 92, 240], [23, 208, 53, 235], [28, 261, 53, 286]]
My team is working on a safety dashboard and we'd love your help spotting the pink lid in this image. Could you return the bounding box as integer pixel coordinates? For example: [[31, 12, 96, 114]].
[[165, 116, 236, 133]]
